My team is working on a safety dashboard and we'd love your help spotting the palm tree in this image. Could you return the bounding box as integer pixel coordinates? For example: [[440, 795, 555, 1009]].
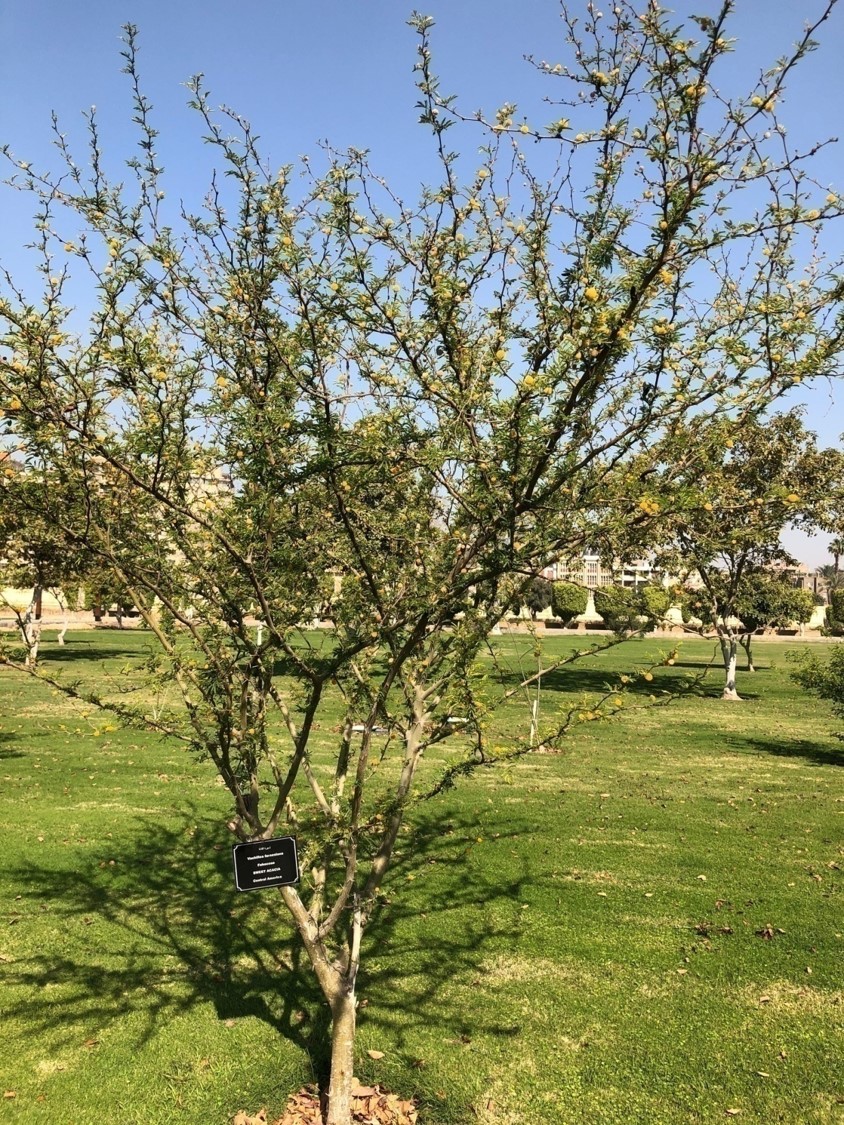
[[831, 536, 844, 589]]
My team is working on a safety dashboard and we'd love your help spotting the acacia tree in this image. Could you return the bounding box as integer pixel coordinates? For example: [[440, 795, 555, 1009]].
[[3, 5, 844, 1120], [647, 410, 842, 698]]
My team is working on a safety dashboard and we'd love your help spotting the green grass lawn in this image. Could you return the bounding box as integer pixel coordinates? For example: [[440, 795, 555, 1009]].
[[0, 629, 842, 1124]]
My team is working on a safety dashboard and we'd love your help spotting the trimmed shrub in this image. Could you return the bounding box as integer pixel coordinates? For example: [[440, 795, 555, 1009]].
[[593, 585, 640, 631], [639, 583, 671, 627], [524, 577, 553, 619], [551, 581, 587, 624]]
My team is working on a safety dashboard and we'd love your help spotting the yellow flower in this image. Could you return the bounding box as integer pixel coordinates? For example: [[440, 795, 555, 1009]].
[[523, 374, 536, 388], [638, 497, 660, 516], [519, 123, 530, 134], [584, 286, 600, 302], [786, 493, 800, 503]]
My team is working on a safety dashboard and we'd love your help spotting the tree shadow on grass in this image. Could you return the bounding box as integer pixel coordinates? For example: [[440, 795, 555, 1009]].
[[36, 641, 150, 664], [485, 661, 731, 702], [3, 800, 532, 1100], [732, 735, 844, 768]]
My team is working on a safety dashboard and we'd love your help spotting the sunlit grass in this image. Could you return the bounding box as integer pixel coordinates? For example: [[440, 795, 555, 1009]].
[[0, 629, 842, 1123]]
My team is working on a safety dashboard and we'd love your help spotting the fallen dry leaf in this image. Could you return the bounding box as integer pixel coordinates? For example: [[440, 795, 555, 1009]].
[[725, 1111, 742, 1117], [366, 1050, 386, 1060], [4, 1092, 17, 1099], [270, 1082, 417, 1125], [232, 1110, 268, 1125]]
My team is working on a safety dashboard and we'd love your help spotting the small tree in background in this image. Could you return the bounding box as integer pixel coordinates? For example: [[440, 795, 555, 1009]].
[[733, 572, 817, 671], [791, 645, 844, 737], [3, 4, 844, 1120], [646, 411, 843, 699], [551, 581, 589, 625], [0, 466, 91, 662], [826, 588, 844, 635], [524, 576, 554, 619], [593, 585, 640, 631]]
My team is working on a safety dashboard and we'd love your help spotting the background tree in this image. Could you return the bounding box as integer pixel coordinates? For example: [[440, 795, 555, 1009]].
[[593, 582, 672, 633], [551, 581, 589, 625], [825, 588, 844, 635], [791, 644, 844, 737], [823, 535, 844, 591], [3, 5, 844, 1120], [0, 464, 91, 663], [524, 576, 554, 619], [733, 571, 818, 670], [646, 410, 842, 699]]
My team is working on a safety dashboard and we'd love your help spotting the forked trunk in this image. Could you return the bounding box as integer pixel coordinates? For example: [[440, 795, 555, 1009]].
[[739, 633, 755, 673], [719, 633, 741, 700], [21, 585, 43, 668], [326, 989, 357, 1125]]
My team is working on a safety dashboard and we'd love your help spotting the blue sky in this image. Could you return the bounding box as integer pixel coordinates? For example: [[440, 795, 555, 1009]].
[[1, 0, 842, 564]]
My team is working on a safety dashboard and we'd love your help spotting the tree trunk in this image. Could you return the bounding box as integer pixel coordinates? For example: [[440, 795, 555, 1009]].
[[719, 633, 741, 700], [280, 886, 363, 1125], [325, 989, 357, 1125], [739, 634, 754, 672], [21, 585, 43, 668], [54, 590, 69, 645]]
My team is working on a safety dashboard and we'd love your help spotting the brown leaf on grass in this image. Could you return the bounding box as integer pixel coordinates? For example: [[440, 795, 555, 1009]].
[[3, 1092, 16, 1099], [232, 1111, 268, 1125], [725, 1111, 742, 1117], [83, 1037, 100, 1049], [366, 1049, 386, 1060], [755, 924, 778, 940]]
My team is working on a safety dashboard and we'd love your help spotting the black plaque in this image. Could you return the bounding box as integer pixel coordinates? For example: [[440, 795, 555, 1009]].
[[232, 836, 299, 892]]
